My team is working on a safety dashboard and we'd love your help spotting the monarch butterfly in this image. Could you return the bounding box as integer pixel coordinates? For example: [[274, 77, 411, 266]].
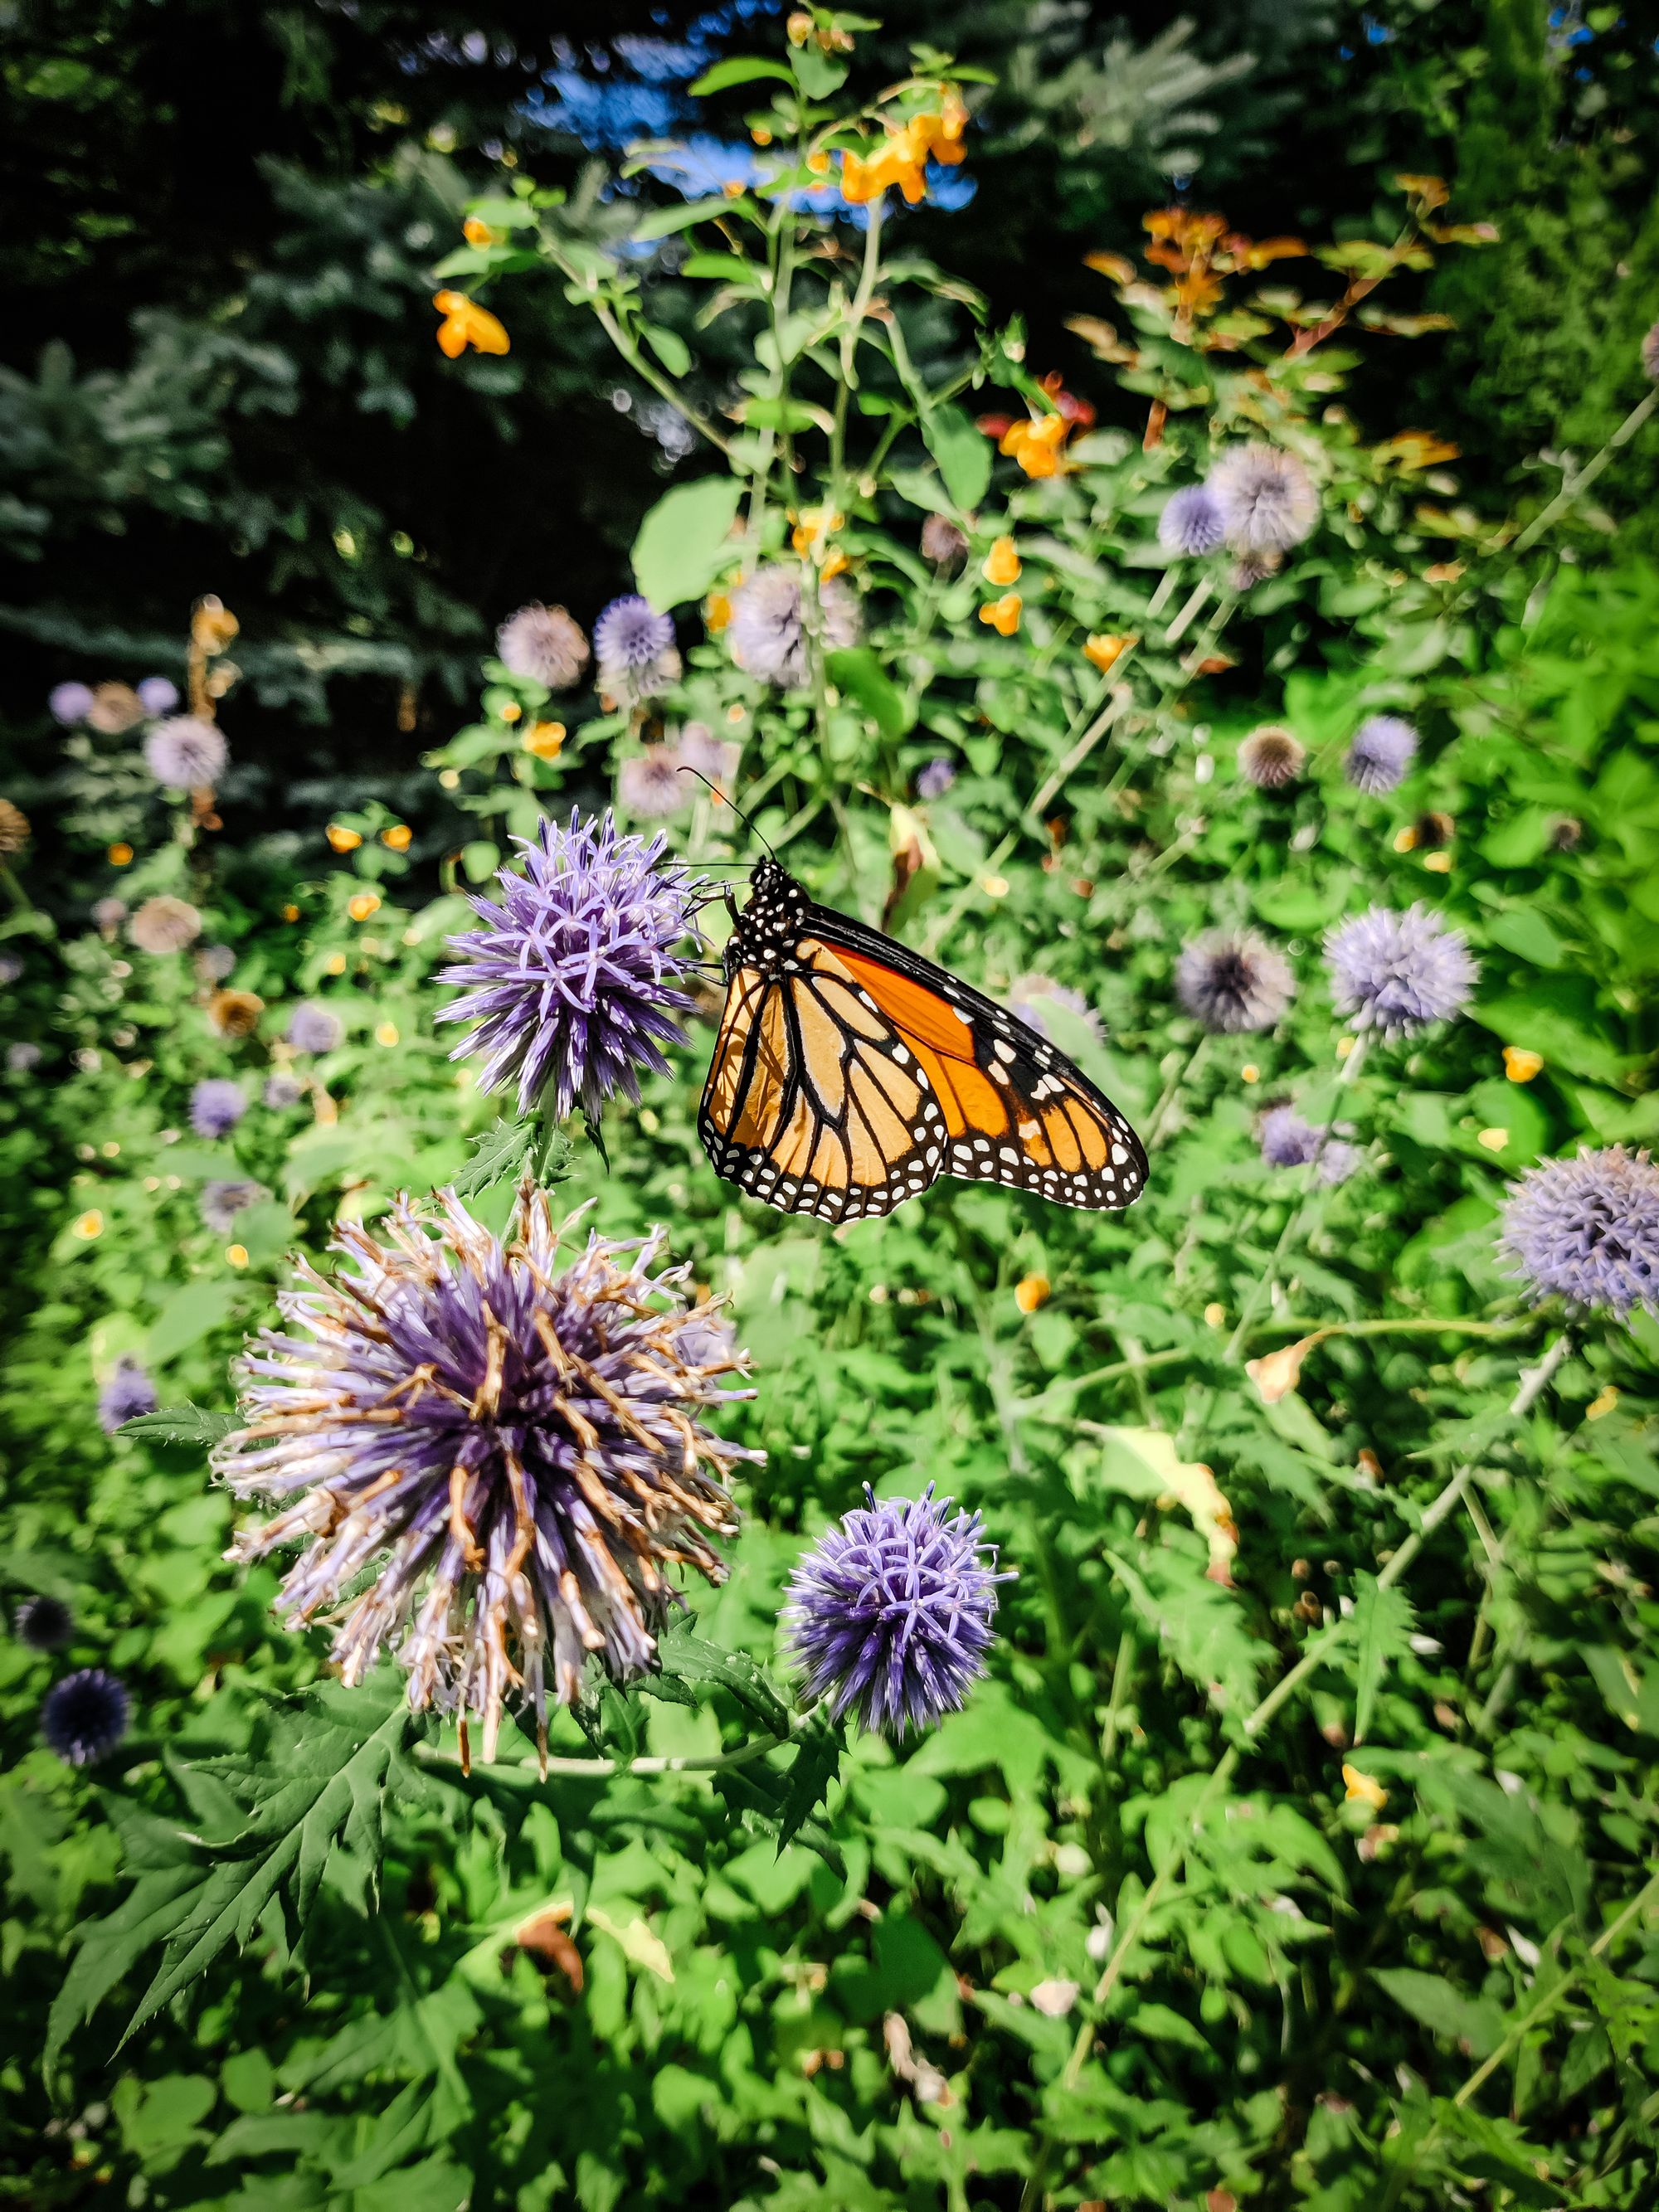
[[698, 857, 1148, 1223]]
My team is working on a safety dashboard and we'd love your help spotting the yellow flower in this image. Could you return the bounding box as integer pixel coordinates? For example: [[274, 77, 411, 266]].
[[326, 824, 362, 853], [1083, 633, 1134, 674], [1477, 1126, 1509, 1153], [981, 536, 1021, 586], [791, 506, 844, 560], [1342, 1765, 1389, 1812], [523, 720, 566, 760], [72, 1209, 104, 1240], [347, 892, 381, 922], [1423, 850, 1452, 873], [1586, 1384, 1619, 1422], [375, 1021, 400, 1047], [705, 591, 732, 634], [500, 701, 522, 724], [786, 7, 813, 41], [805, 149, 830, 177], [909, 92, 968, 165], [281, 903, 300, 922], [462, 216, 501, 247], [226, 1243, 250, 1269], [324, 951, 348, 976], [433, 289, 510, 359], [1203, 1301, 1226, 1327], [380, 824, 412, 851], [1503, 1045, 1543, 1083], [1000, 412, 1068, 479], [1240, 1064, 1258, 1084], [108, 843, 134, 867], [979, 594, 1022, 635], [1014, 1274, 1050, 1314]]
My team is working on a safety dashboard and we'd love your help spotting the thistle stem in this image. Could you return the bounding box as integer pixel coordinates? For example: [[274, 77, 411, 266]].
[[1511, 388, 1659, 557]]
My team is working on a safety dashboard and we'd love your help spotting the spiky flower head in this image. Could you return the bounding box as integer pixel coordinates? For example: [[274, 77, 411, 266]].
[[496, 603, 590, 690], [264, 1071, 306, 1109], [1175, 929, 1295, 1034], [86, 683, 145, 736], [1158, 483, 1227, 557], [144, 715, 227, 789], [215, 1185, 757, 1756], [202, 1179, 267, 1235], [50, 681, 95, 725], [137, 675, 180, 716], [440, 809, 703, 1121], [1326, 902, 1476, 1038], [41, 1668, 130, 1766], [1642, 323, 1659, 383], [0, 800, 31, 858], [1237, 725, 1305, 790], [14, 1593, 73, 1650], [196, 943, 236, 983], [98, 1357, 158, 1434], [191, 1077, 247, 1138], [1258, 1105, 1360, 1185], [593, 595, 675, 672], [916, 757, 957, 801], [674, 721, 732, 785], [1230, 548, 1283, 593], [1345, 714, 1418, 795], [784, 1485, 1010, 1738], [1209, 445, 1319, 555], [129, 896, 202, 955], [727, 564, 860, 688], [617, 746, 688, 819], [287, 1002, 343, 1055], [208, 988, 264, 1040], [1499, 1146, 1659, 1319]]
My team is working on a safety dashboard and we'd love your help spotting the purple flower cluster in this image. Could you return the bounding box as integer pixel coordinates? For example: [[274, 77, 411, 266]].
[[1345, 715, 1418, 795], [594, 596, 674, 671], [1258, 1106, 1361, 1186], [287, 1003, 343, 1055], [916, 757, 958, 802], [784, 1485, 1010, 1738], [190, 1078, 248, 1139], [97, 1358, 158, 1435], [202, 1179, 267, 1236], [1500, 1146, 1659, 1319], [15, 1593, 73, 1650], [1326, 904, 1476, 1039], [440, 809, 703, 1121], [727, 565, 860, 688], [1158, 483, 1226, 558], [41, 1668, 130, 1766], [215, 1185, 758, 1756], [1175, 930, 1295, 1034], [144, 715, 227, 789], [496, 603, 590, 690], [1209, 445, 1319, 556]]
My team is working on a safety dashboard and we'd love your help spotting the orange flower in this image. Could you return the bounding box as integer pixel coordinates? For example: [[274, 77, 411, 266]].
[[1014, 1274, 1049, 1314], [380, 824, 412, 852], [523, 721, 565, 761], [981, 536, 1021, 586], [108, 842, 134, 867], [979, 594, 1021, 636], [326, 824, 362, 853], [347, 892, 381, 922], [462, 216, 501, 247], [1083, 633, 1134, 674], [1503, 1046, 1544, 1084], [705, 591, 732, 634], [1000, 413, 1069, 479], [433, 290, 509, 359]]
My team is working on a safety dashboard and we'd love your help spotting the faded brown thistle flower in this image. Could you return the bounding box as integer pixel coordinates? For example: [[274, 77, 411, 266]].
[[214, 1184, 760, 1763], [1236, 725, 1305, 790], [207, 987, 265, 1039], [0, 800, 31, 858]]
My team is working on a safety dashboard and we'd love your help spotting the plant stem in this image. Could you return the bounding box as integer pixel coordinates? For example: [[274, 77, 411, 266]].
[[587, 298, 735, 460], [1144, 1034, 1210, 1148], [417, 1721, 799, 1787], [1511, 388, 1659, 556]]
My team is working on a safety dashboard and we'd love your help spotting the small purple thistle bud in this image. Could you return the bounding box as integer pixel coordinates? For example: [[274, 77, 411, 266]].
[[7, 1041, 41, 1073], [1258, 1106, 1360, 1185], [190, 1077, 247, 1139], [438, 809, 703, 1121], [137, 675, 181, 716], [496, 604, 590, 690], [41, 1668, 130, 1766], [202, 1179, 267, 1235], [286, 1003, 343, 1055], [1325, 902, 1476, 1039], [215, 1184, 758, 1757], [1006, 975, 1103, 1046], [593, 595, 675, 672], [921, 513, 970, 567], [98, 1358, 158, 1435], [264, 1072, 306, 1110], [1499, 1146, 1659, 1319], [1209, 445, 1319, 556], [1158, 483, 1226, 557], [15, 1593, 73, 1650], [784, 1485, 1011, 1738], [727, 565, 860, 689], [50, 681, 95, 726], [916, 757, 957, 801], [1345, 715, 1418, 795], [1175, 930, 1295, 1034]]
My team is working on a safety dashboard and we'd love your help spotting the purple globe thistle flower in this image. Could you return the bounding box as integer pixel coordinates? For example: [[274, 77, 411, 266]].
[[92, 897, 127, 935], [1258, 1106, 1360, 1185], [14, 1593, 73, 1650], [98, 1358, 158, 1435], [1209, 445, 1319, 556], [144, 715, 227, 789], [287, 1002, 343, 1055], [202, 1179, 267, 1236], [916, 757, 957, 801], [0, 950, 21, 986], [1158, 483, 1226, 557], [496, 603, 590, 690], [1007, 975, 1103, 1046], [1237, 725, 1305, 790], [1326, 902, 1476, 1039], [593, 595, 675, 672], [49, 681, 95, 725], [1499, 1146, 1659, 1320], [1642, 323, 1659, 384], [727, 565, 860, 688], [598, 642, 683, 711], [129, 896, 202, 955], [617, 746, 689, 819], [439, 809, 703, 1121], [7, 1041, 41, 1074], [675, 721, 733, 785], [137, 674, 180, 717], [215, 1185, 757, 1755], [264, 1071, 306, 1110], [1175, 929, 1295, 1034], [783, 1485, 1011, 1738], [1345, 715, 1418, 795], [41, 1668, 130, 1767], [191, 1077, 248, 1139]]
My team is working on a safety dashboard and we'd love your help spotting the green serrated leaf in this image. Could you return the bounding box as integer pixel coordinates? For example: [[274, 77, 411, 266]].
[[119, 1404, 239, 1449], [1350, 1574, 1417, 1743]]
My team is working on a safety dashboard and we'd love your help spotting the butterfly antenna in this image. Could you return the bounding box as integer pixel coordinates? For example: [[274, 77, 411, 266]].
[[677, 765, 776, 859]]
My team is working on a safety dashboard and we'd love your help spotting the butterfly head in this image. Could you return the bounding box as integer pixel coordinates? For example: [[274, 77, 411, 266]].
[[725, 855, 808, 979]]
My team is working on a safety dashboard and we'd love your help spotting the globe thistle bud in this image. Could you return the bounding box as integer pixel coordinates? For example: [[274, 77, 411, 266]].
[[41, 1668, 130, 1767], [14, 1593, 73, 1650], [216, 1184, 758, 1757], [1158, 483, 1226, 558], [50, 681, 95, 725], [129, 896, 202, 955], [208, 988, 265, 1041], [1499, 1146, 1659, 1320], [1258, 1105, 1360, 1184], [784, 1485, 1011, 1738], [496, 604, 590, 690], [1326, 903, 1476, 1038], [1550, 817, 1583, 854], [617, 746, 689, 819], [137, 675, 181, 717], [0, 800, 31, 858], [1237, 726, 1305, 790], [191, 1077, 247, 1138], [593, 596, 675, 673], [1229, 547, 1283, 593], [97, 1357, 158, 1434], [439, 809, 703, 1121], [202, 1178, 267, 1235], [264, 1072, 306, 1110], [1175, 929, 1296, 1034], [727, 565, 860, 688], [85, 683, 145, 736], [287, 1003, 343, 1055], [144, 715, 227, 790], [1345, 715, 1418, 795], [916, 757, 958, 802], [195, 943, 236, 984], [920, 513, 970, 568], [597, 644, 683, 711], [1209, 445, 1319, 556]]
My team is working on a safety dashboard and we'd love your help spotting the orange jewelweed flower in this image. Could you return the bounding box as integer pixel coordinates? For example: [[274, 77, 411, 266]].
[[981, 536, 1021, 586], [462, 216, 501, 247], [380, 824, 412, 852], [1000, 413, 1069, 479], [705, 591, 732, 634], [979, 594, 1022, 636], [433, 290, 509, 358], [1083, 633, 1134, 674], [1503, 1046, 1544, 1083], [108, 842, 134, 867], [326, 824, 362, 853], [1014, 1274, 1050, 1314], [523, 721, 565, 760], [347, 892, 382, 922]]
